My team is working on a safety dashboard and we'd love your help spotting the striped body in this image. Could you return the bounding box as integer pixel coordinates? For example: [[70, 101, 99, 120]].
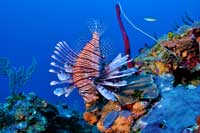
[[72, 32, 101, 103], [50, 29, 158, 106]]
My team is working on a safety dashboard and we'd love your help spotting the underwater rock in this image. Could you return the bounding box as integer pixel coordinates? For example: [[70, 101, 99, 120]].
[[140, 83, 200, 132], [134, 26, 200, 86], [182, 115, 200, 133], [141, 121, 175, 133]]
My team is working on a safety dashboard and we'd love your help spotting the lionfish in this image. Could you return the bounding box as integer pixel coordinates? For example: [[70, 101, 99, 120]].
[[49, 21, 158, 105]]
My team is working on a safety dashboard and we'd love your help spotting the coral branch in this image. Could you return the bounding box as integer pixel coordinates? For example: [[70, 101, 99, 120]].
[[0, 57, 36, 95]]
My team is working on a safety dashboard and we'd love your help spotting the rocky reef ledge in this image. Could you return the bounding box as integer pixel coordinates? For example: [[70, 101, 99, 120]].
[[0, 92, 97, 133]]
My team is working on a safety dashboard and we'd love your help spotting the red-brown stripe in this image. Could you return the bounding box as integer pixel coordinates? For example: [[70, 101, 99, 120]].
[[72, 32, 101, 103]]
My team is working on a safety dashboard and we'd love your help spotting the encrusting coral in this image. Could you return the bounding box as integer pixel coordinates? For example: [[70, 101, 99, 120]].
[[132, 101, 147, 118], [98, 115, 132, 133], [83, 111, 99, 125], [94, 100, 149, 133], [134, 27, 200, 86], [0, 93, 94, 132]]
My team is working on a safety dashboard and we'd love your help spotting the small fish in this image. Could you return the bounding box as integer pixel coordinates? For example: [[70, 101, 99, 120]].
[[144, 17, 157, 22]]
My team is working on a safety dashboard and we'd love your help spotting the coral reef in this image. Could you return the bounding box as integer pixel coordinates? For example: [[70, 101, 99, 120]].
[[0, 93, 93, 132], [134, 27, 200, 86], [86, 22, 200, 132], [95, 100, 150, 132], [138, 74, 200, 132], [2, 76, 198, 133], [0, 3, 199, 132], [48, 15, 200, 132]]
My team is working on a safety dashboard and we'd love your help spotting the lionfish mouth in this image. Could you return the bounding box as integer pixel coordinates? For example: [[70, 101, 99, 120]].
[[49, 29, 158, 105]]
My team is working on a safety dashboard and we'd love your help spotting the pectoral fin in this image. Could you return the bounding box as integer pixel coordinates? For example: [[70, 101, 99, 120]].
[[96, 85, 117, 101]]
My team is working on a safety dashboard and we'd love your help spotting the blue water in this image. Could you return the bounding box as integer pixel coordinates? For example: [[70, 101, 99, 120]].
[[0, 0, 199, 112]]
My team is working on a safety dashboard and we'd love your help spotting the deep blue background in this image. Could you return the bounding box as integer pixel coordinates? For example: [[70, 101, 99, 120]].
[[0, 0, 199, 112]]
